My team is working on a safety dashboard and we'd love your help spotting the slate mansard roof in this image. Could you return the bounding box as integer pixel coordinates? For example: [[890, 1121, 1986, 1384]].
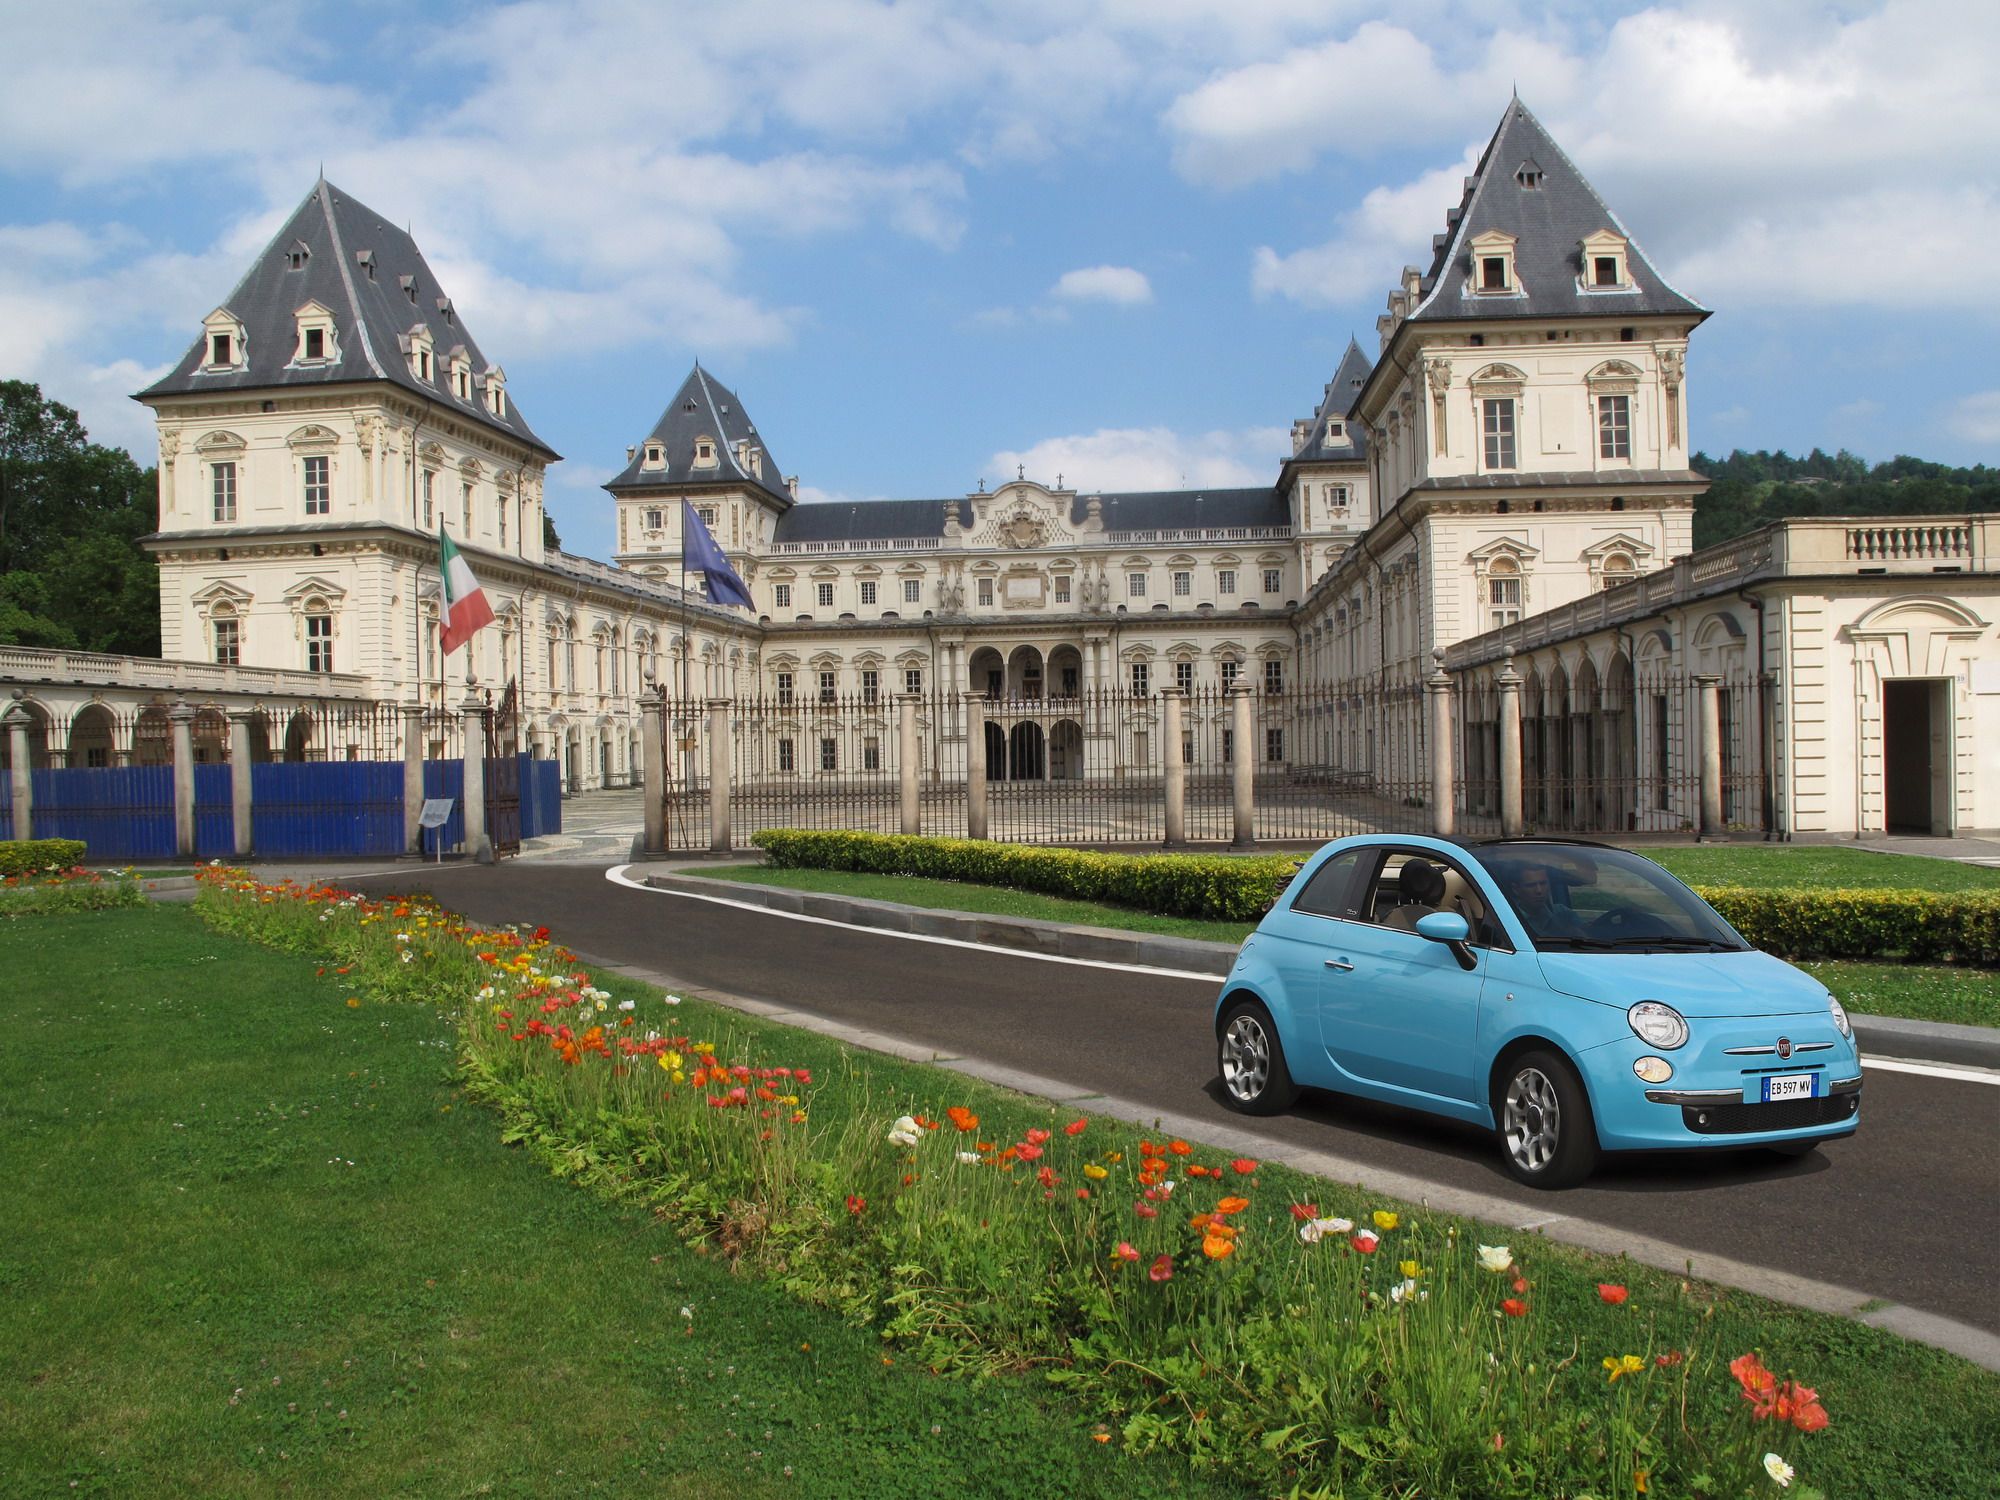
[[141, 181, 557, 458], [769, 487, 1288, 546], [1292, 337, 1374, 467], [1407, 99, 1706, 327], [604, 366, 792, 507]]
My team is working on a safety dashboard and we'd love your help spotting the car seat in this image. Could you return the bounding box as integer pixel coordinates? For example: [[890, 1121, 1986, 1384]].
[[1436, 866, 1489, 942], [1381, 858, 1447, 930]]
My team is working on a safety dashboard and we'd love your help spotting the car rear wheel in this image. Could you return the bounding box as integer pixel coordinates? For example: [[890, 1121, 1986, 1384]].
[[1218, 1000, 1298, 1116], [1497, 1049, 1598, 1189]]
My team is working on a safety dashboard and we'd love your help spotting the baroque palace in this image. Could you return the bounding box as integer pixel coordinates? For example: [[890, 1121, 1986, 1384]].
[[27, 97, 1981, 838]]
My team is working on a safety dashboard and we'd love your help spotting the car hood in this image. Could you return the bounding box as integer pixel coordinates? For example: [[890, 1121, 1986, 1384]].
[[1535, 948, 1830, 1018]]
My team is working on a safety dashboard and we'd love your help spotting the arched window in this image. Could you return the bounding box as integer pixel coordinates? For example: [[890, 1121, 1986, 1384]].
[[1487, 558, 1522, 628], [1601, 552, 1637, 590], [304, 597, 334, 673]]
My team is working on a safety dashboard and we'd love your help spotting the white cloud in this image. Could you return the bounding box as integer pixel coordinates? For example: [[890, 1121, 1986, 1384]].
[[1946, 391, 2000, 445], [1051, 265, 1154, 305], [1834, 398, 1883, 423], [1252, 150, 1478, 305], [988, 424, 1289, 492]]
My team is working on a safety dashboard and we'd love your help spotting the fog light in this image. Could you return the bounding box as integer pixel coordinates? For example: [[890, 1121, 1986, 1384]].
[[1632, 1055, 1674, 1084]]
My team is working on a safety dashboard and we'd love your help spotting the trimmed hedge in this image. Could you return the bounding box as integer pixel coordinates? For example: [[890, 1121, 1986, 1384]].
[[0, 839, 89, 878], [748, 831, 1998, 966], [1696, 884, 1999, 967], [750, 829, 1298, 922]]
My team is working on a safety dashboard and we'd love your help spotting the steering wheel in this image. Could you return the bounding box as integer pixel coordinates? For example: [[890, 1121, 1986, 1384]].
[[1590, 905, 1647, 936]]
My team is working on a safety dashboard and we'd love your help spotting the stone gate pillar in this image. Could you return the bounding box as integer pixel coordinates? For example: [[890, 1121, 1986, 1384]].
[[1695, 674, 1724, 840], [4, 701, 34, 841], [1229, 682, 1255, 850], [228, 708, 256, 858], [897, 693, 921, 836], [461, 694, 491, 864], [403, 703, 427, 855], [1497, 657, 1524, 838], [640, 689, 666, 856], [707, 697, 732, 854], [1161, 688, 1186, 846], [964, 692, 988, 841], [168, 698, 196, 859], [1426, 650, 1456, 838]]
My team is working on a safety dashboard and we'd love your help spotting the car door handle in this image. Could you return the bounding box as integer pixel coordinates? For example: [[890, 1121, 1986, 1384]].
[[1324, 958, 1355, 972]]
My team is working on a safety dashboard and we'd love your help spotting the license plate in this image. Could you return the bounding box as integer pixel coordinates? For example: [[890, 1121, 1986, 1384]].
[[1759, 1073, 1817, 1103]]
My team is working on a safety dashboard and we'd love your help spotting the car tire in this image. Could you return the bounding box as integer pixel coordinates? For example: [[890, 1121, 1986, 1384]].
[[1217, 999, 1299, 1116], [1496, 1049, 1598, 1189]]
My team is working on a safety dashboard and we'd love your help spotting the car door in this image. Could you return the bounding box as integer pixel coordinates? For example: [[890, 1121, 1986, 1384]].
[[1315, 848, 1490, 1104], [1252, 847, 1373, 1088]]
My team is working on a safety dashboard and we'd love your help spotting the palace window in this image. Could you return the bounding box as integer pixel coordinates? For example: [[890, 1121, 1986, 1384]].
[[816, 582, 834, 608], [1597, 395, 1631, 460], [421, 470, 436, 528], [1217, 568, 1236, 595], [905, 667, 922, 694], [644, 443, 664, 468], [903, 578, 921, 604], [1594, 256, 1621, 287], [1264, 659, 1284, 695], [776, 670, 794, 705], [819, 737, 838, 772], [1265, 727, 1285, 763], [1174, 660, 1194, 693], [211, 462, 237, 523], [1172, 570, 1191, 597], [977, 577, 994, 608], [774, 583, 792, 609], [645, 507, 662, 531], [1127, 572, 1147, 598], [861, 668, 879, 705], [863, 736, 882, 772], [698, 505, 719, 528], [1221, 658, 1240, 687], [305, 608, 334, 673], [303, 455, 329, 515], [778, 738, 796, 773], [1601, 552, 1637, 590], [1488, 558, 1523, 627], [461, 482, 473, 532], [213, 611, 240, 666], [1053, 576, 1070, 604], [303, 327, 325, 361], [1327, 485, 1349, 510], [1129, 661, 1149, 696], [1480, 255, 1509, 291], [1482, 398, 1517, 470], [1262, 568, 1281, 594], [818, 669, 836, 703], [210, 333, 233, 366], [860, 580, 877, 606]]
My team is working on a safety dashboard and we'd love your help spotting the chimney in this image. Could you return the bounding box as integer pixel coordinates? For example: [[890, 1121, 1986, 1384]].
[[786, 475, 799, 500], [626, 446, 637, 463]]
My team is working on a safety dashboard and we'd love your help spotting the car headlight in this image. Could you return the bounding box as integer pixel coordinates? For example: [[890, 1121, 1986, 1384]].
[[1827, 994, 1851, 1039], [1627, 1001, 1689, 1050]]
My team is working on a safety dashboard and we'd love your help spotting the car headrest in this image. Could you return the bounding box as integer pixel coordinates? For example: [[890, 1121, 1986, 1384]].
[[1397, 858, 1446, 905]]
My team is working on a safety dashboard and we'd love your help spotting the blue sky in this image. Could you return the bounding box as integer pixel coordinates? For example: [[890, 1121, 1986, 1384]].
[[2, 0, 1995, 563]]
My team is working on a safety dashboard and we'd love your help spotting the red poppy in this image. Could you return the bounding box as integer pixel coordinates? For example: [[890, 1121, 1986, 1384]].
[[1064, 1119, 1089, 1136], [1598, 1283, 1629, 1305], [845, 1194, 866, 1216], [1025, 1128, 1051, 1146], [1289, 1202, 1320, 1221], [1350, 1230, 1379, 1254], [1037, 1166, 1058, 1188], [1133, 1202, 1159, 1218], [1730, 1353, 1778, 1413], [1230, 1158, 1259, 1175], [1148, 1255, 1173, 1283], [1512, 1275, 1529, 1295], [1655, 1350, 1684, 1369], [1214, 1196, 1250, 1216], [1015, 1142, 1044, 1162], [1501, 1298, 1528, 1318], [1076, 1188, 1091, 1200], [1167, 1140, 1192, 1156]]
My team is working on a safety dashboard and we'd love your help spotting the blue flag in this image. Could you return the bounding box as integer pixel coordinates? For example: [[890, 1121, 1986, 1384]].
[[680, 500, 755, 609]]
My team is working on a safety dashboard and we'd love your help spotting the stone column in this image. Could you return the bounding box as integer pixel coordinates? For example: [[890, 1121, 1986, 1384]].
[[1426, 650, 1456, 838], [403, 703, 426, 854], [5, 702, 33, 841], [461, 694, 491, 864], [1161, 688, 1186, 846], [169, 698, 196, 859], [1695, 674, 1724, 840], [1229, 682, 1256, 850], [228, 709, 256, 858], [640, 689, 666, 855], [897, 693, 921, 835], [964, 692, 988, 840], [707, 697, 732, 854], [1497, 657, 1524, 838]]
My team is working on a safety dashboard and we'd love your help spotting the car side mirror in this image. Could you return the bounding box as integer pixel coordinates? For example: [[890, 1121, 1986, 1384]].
[[1415, 910, 1477, 971]]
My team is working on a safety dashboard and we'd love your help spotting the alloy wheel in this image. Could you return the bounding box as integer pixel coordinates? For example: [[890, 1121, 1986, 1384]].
[[1221, 1015, 1271, 1103], [1503, 1066, 1562, 1174]]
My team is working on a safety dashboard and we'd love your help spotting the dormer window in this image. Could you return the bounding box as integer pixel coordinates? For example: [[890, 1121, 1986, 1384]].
[[1468, 230, 1518, 296], [210, 333, 233, 365], [451, 356, 472, 402], [1514, 163, 1543, 189], [285, 240, 310, 271], [693, 437, 717, 468], [437, 297, 455, 326], [200, 308, 246, 371], [483, 369, 506, 418], [642, 443, 665, 469], [1579, 231, 1630, 292], [400, 275, 418, 305], [293, 301, 337, 366], [1325, 419, 1345, 443], [404, 325, 434, 384], [304, 328, 324, 360], [355, 249, 376, 280], [1593, 257, 1620, 286]]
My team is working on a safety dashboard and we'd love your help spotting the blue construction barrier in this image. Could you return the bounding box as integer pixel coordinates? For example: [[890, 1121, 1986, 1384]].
[[26, 764, 177, 861], [250, 761, 404, 858], [520, 756, 563, 838]]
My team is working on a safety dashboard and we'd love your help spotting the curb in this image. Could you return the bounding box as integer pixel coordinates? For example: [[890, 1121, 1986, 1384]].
[[564, 944, 2000, 1376], [635, 866, 2000, 1068], [634, 867, 1239, 977]]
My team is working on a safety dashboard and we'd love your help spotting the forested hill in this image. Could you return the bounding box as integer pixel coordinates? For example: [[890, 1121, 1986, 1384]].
[[1690, 448, 1999, 550]]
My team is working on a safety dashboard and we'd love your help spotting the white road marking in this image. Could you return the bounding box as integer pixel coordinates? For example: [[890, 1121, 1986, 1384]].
[[604, 864, 1227, 983], [1862, 1056, 2000, 1087]]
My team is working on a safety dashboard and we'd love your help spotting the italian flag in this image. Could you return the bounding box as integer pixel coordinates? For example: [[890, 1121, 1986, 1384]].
[[438, 527, 494, 655]]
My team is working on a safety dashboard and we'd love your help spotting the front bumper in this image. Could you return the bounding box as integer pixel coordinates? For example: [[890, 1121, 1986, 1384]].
[[1586, 1029, 1863, 1151]]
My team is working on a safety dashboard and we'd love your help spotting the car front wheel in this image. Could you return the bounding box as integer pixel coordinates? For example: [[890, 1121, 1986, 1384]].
[[1218, 1000, 1299, 1116], [1497, 1049, 1598, 1189]]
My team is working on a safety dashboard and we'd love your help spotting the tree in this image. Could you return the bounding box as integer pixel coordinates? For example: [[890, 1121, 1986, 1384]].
[[0, 380, 158, 654], [543, 510, 562, 551]]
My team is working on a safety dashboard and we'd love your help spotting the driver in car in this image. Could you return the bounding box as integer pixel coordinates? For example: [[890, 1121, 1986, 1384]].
[[1508, 863, 1585, 939]]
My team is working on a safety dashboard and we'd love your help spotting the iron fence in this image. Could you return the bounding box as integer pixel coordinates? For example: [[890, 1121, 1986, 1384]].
[[981, 688, 1165, 845], [1252, 683, 1437, 844]]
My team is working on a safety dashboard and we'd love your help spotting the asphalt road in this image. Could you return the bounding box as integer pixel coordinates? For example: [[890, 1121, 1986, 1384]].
[[350, 862, 2000, 1335]]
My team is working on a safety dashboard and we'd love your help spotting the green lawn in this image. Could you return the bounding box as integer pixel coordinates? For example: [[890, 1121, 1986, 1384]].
[[0, 906, 1233, 1499], [1643, 845, 2000, 893], [1800, 960, 2000, 1029], [702, 864, 1253, 944]]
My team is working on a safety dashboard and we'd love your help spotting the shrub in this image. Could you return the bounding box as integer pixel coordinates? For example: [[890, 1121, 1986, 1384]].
[[751, 829, 1298, 922], [0, 867, 144, 915], [1697, 885, 1999, 967], [0, 839, 89, 877]]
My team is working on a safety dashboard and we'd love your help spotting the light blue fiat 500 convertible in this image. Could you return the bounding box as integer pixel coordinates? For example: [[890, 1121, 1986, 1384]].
[[1214, 836, 1862, 1188]]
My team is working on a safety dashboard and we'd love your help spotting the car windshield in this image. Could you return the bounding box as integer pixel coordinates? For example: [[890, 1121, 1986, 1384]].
[[1476, 845, 1747, 953]]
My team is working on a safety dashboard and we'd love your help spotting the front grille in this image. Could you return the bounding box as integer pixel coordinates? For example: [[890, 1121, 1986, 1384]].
[[1681, 1093, 1859, 1136]]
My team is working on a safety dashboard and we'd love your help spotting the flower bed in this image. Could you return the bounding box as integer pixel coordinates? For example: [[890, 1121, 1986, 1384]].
[[0, 837, 88, 877], [0, 864, 144, 916], [192, 866, 1871, 1498]]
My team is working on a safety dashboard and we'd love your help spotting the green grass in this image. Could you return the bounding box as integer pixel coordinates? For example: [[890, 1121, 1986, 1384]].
[[0, 905, 1236, 1500], [1644, 845, 2000, 893], [1800, 961, 2000, 1029], [702, 864, 1254, 944]]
